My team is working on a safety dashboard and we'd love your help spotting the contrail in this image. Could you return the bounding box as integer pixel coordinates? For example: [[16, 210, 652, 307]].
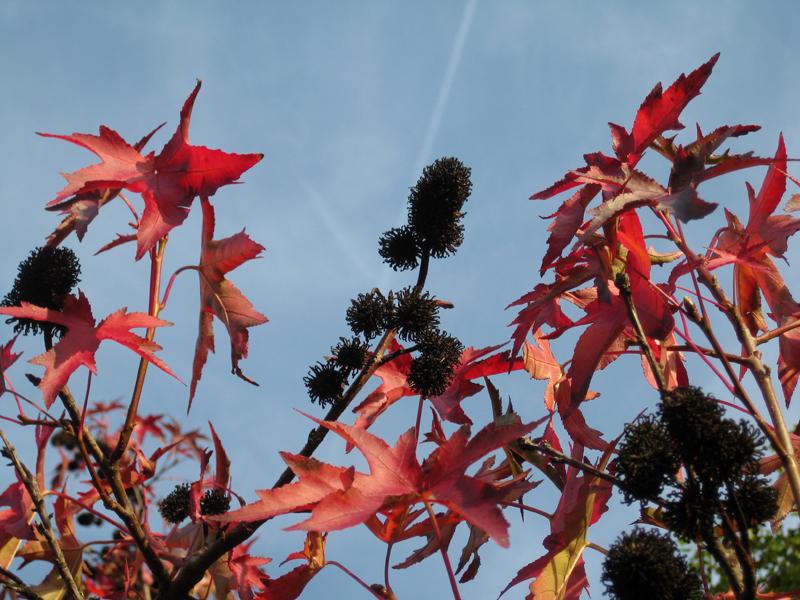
[[411, 0, 479, 179], [300, 178, 376, 282], [380, 0, 479, 289]]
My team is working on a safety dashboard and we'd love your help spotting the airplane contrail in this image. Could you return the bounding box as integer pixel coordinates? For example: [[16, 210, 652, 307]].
[[412, 0, 479, 179], [381, 0, 479, 289]]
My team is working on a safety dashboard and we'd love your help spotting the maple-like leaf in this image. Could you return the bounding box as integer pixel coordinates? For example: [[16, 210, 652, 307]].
[[257, 532, 326, 600], [351, 339, 414, 433], [44, 124, 164, 247], [0, 336, 21, 396], [537, 184, 600, 274], [40, 81, 263, 259], [221, 414, 540, 548], [190, 197, 267, 406], [228, 541, 271, 600], [611, 53, 719, 165], [710, 136, 800, 403], [0, 291, 177, 407], [0, 480, 35, 544], [429, 344, 524, 425], [501, 442, 615, 600]]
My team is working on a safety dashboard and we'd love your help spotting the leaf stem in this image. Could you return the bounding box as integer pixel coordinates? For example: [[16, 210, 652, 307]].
[[327, 561, 386, 599], [112, 235, 168, 463], [422, 500, 461, 600], [615, 272, 667, 394]]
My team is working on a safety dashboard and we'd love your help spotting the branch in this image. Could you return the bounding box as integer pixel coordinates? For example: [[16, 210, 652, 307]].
[[657, 209, 800, 515], [165, 253, 437, 598], [616, 272, 667, 394], [0, 566, 45, 600], [112, 235, 168, 463], [0, 428, 84, 600], [516, 437, 668, 509], [30, 375, 171, 589]]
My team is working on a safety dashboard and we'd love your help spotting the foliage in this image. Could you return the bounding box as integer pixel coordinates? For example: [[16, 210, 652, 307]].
[[0, 54, 800, 600], [685, 522, 800, 594]]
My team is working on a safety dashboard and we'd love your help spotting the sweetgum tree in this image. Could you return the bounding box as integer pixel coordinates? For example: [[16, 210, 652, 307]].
[[0, 55, 799, 600]]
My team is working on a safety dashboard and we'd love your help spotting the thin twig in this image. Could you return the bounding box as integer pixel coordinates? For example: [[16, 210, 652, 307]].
[[423, 500, 461, 600], [756, 318, 800, 345], [327, 561, 386, 599], [616, 272, 667, 394], [0, 428, 84, 600], [51, 382, 170, 588], [111, 235, 168, 463], [517, 437, 668, 509], [0, 566, 45, 600], [657, 208, 800, 514]]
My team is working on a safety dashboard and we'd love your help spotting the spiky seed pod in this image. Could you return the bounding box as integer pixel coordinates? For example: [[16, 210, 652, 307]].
[[200, 489, 231, 516], [76, 512, 96, 527], [158, 483, 191, 524], [659, 387, 724, 467], [660, 386, 761, 484], [392, 288, 440, 342], [345, 290, 393, 340], [616, 416, 680, 503], [696, 419, 760, 484], [408, 157, 471, 258], [50, 430, 77, 450], [663, 482, 717, 540], [602, 528, 702, 600], [378, 226, 420, 271], [408, 330, 463, 397], [304, 361, 347, 407], [2, 246, 81, 337], [332, 337, 370, 372], [727, 474, 778, 527]]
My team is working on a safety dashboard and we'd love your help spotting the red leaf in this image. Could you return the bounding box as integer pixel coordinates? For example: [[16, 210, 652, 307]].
[[539, 184, 600, 274], [228, 541, 271, 600], [429, 345, 524, 425], [256, 565, 317, 600], [44, 124, 164, 248], [748, 135, 787, 231], [40, 82, 263, 259], [618, 54, 719, 165], [352, 339, 414, 433], [501, 443, 615, 599], [523, 335, 561, 412], [190, 197, 267, 406], [222, 414, 539, 547], [0, 480, 35, 542], [0, 292, 177, 407], [209, 422, 231, 491], [0, 336, 21, 396], [217, 454, 355, 523]]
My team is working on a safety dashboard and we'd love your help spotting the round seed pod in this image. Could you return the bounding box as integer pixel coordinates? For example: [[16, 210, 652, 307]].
[[332, 336, 370, 372], [408, 330, 463, 397], [304, 361, 347, 407], [200, 489, 231, 516], [378, 226, 419, 271], [408, 157, 471, 258], [392, 288, 440, 342], [602, 528, 702, 600], [2, 246, 81, 337], [159, 483, 191, 524], [616, 416, 680, 503], [345, 290, 393, 340]]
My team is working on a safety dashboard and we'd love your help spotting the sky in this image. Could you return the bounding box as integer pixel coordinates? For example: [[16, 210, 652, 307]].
[[2, 2, 800, 598]]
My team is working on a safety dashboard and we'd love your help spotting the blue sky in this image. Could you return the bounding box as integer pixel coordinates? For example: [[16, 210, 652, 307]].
[[2, 2, 800, 598]]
